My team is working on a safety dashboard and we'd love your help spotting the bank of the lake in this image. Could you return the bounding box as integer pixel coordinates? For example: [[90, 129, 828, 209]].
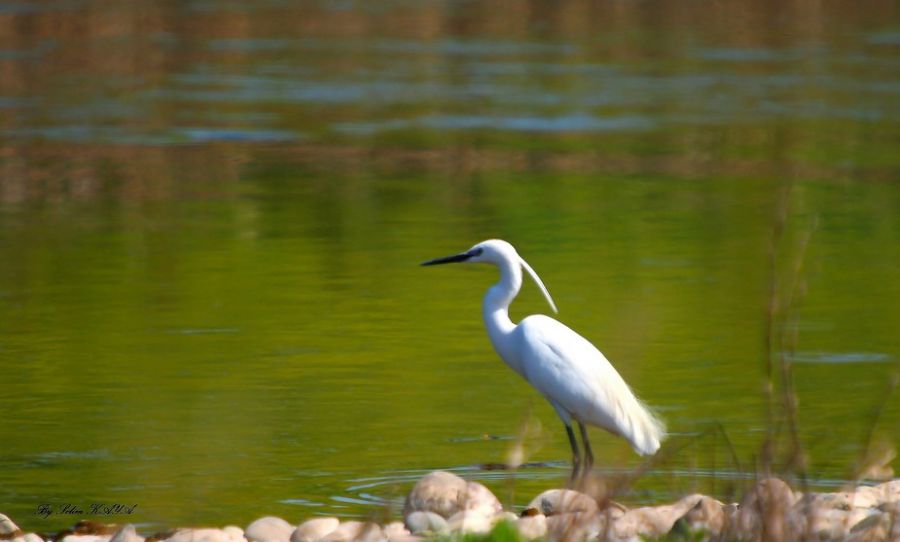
[[3, 472, 898, 541]]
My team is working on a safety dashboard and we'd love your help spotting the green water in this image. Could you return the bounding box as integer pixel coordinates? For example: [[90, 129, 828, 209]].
[[1, 0, 898, 534]]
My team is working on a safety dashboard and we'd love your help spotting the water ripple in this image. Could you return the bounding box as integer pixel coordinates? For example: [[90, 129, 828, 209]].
[[334, 113, 656, 135], [790, 351, 892, 364]]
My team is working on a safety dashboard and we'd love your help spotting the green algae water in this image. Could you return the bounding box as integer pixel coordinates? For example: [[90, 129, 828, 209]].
[[1, 0, 898, 533]]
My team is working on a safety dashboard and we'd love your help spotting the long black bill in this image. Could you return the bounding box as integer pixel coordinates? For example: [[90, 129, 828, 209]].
[[421, 250, 475, 266]]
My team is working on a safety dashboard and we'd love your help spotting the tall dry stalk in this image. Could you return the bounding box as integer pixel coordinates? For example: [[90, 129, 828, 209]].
[[761, 180, 817, 493]]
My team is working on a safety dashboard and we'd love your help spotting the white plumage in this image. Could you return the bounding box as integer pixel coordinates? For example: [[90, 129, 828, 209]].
[[423, 239, 666, 481], [516, 315, 665, 456]]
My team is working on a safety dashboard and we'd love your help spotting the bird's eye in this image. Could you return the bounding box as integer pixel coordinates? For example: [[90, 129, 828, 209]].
[[471, 247, 483, 256]]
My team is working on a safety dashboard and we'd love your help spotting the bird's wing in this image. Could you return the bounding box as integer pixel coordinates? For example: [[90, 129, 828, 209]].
[[515, 315, 665, 455]]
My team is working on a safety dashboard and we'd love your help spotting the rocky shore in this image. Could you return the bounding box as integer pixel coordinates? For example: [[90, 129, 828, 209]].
[[2, 472, 897, 541]]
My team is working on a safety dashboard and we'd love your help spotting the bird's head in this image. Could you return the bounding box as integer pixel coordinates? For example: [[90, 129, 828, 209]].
[[421, 239, 558, 313]]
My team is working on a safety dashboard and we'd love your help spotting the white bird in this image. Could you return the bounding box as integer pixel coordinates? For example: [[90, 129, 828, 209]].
[[422, 239, 666, 482]]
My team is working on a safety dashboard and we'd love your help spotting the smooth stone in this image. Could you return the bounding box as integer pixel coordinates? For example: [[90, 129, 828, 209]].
[[245, 517, 293, 542], [802, 489, 880, 511], [291, 518, 339, 542], [317, 522, 381, 542], [403, 470, 502, 520], [384, 531, 422, 542], [463, 481, 503, 517], [381, 522, 410, 539], [383, 526, 422, 542], [614, 507, 672, 539], [64, 521, 120, 537], [404, 511, 449, 535], [545, 512, 603, 542], [847, 511, 897, 542], [404, 471, 467, 518], [844, 481, 900, 511], [614, 494, 707, 540], [674, 494, 726, 535], [804, 507, 878, 539], [446, 510, 492, 534], [157, 529, 232, 542], [750, 477, 801, 508], [527, 489, 598, 516], [0, 514, 22, 536], [62, 536, 111, 542], [733, 477, 801, 540], [24, 535, 45, 542], [598, 502, 627, 522], [221, 527, 244, 542], [515, 514, 547, 540], [874, 479, 900, 503], [110, 525, 144, 542]]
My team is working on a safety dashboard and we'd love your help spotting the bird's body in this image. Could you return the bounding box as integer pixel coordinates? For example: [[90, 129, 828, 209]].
[[423, 239, 665, 481]]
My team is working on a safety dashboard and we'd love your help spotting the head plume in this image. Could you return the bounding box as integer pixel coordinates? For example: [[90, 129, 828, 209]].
[[519, 255, 558, 314], [422, 238, 559, 314]]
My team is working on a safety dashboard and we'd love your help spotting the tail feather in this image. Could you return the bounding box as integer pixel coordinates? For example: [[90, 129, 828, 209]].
[[616, 392, 667, 456]]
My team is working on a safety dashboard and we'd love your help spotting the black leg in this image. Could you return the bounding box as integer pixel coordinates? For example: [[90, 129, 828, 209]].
[[565, 424, 581, 484], [578, 422, 594, 476]]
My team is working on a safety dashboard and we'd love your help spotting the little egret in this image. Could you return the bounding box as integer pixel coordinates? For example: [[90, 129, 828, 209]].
[[422, 239, 666, 482]]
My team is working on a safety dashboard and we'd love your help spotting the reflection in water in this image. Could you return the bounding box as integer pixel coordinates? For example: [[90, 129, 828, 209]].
[[0, 0, 898, 169], [0, 0, 898, 532]]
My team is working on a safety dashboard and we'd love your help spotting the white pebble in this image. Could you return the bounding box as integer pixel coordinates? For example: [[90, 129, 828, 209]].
[[221, 527, 244, 542], [463, 481, 503, 517], [679, 494, 725, 534], [545, 512, 603, 541], [245, 517, 293, 542], [0, 514, 21, 536], [404, 511, 449, 535], [516, 514, 547, 540], [447, 510, 492, 534], [291, 518, 339, 542], [62, 536, 110, 542], [403, 471, 468, 518], [110, 525, 143, 542], [382, 522, 421, 542], [318, 522, 381, 542], [159, 529, 230, 542], [381, 522, 408, 538], [527, 489, 598, 516]]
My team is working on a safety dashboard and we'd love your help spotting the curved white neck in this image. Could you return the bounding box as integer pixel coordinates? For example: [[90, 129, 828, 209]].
[[482, 257, 521, 368]]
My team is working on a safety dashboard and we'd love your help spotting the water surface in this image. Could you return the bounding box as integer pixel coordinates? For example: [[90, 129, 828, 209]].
[[1, 0, 898, 533]]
